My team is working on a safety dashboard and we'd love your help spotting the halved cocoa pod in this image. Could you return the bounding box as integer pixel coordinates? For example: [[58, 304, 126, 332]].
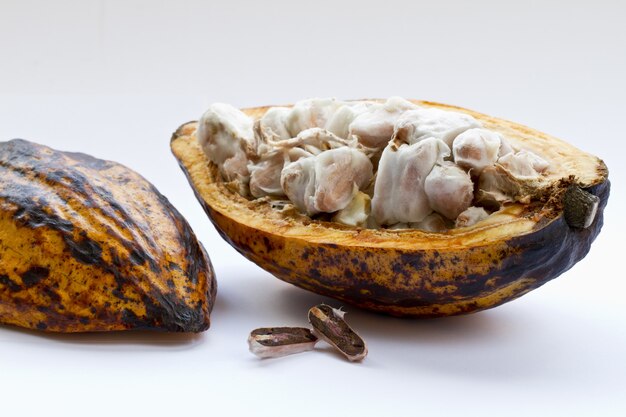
[[170, 100, 609, 317], [0, 139, 216, 332]]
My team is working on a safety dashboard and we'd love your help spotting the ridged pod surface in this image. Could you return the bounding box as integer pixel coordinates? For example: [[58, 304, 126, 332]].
[[0, 139, 216, 332], [171, 101, 609, 317]]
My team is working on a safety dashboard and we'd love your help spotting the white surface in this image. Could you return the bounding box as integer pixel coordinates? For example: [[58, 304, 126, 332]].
[[1, 1, 625, 416]]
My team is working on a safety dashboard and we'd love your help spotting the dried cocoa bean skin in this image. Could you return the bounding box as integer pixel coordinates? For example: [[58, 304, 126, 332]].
[[170, 101, 610, 317], [248, 327, 318, 358], [308, 305, 367, 361], [0, 139, 216, 332]]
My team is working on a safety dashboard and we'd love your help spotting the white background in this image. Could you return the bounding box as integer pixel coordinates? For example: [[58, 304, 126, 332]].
[[1, 1, 625, 415]]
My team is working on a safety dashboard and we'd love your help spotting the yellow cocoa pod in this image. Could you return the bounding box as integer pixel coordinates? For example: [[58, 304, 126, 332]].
[[0, 139, 216, 332]]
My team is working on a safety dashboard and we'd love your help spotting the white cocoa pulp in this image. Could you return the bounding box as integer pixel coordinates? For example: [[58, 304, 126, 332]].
[[197, 98, 551, 231], [371, 137, 449, 225], [197, 103, 257, 183]]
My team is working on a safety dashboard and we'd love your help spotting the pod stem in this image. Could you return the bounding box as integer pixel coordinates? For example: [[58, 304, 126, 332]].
[[563, 185, 599, 229]]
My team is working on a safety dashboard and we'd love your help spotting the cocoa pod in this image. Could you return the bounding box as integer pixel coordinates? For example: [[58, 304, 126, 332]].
[[0, 139, 216, 332], [171, 100, 609, 317]]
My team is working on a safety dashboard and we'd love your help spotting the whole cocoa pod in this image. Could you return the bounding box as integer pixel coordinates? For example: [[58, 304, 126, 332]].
[[0, 139, 216, 332]]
